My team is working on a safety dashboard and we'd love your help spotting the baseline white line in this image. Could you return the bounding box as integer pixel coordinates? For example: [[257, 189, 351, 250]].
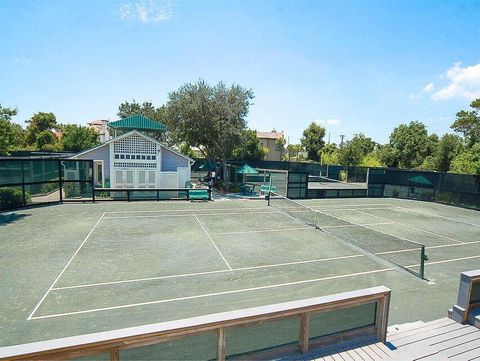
[[312, 207, 395, 212], [104, 207, 270, 215], [194, 214, 232, 271], [31, 267, 394, 320], [394, 205, 480, 227], [104, 211, 278, 219], [321, 222, 395, 229], [52, 254, 365, 291], [210, 227, 311, 236], [355, 210, 464, 244], [27, 212, 106, 320], [406, 254, 480, 268], [308, 203, 394, 209]]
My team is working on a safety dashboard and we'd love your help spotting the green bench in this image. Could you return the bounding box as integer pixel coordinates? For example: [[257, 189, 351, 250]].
[[188, 189, 210, 201], [260, 185, 276, 194]]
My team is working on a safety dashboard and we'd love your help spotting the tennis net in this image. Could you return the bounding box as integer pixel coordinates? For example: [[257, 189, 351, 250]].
[[269, 193, 427, 279]]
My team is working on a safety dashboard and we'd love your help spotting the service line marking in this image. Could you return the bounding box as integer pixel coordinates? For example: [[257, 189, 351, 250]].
[[27, 212, 106, 320], [31, 267, 394, 320]]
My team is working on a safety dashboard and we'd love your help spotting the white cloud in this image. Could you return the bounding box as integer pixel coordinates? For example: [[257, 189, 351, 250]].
[[120, 0, 173, 23], [431, 62, 480, 101], [409, 82, 435, 100], [315, 119, 341, 126]]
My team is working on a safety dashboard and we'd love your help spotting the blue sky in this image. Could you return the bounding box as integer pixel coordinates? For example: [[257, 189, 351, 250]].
[[1, 0, 479, 144]]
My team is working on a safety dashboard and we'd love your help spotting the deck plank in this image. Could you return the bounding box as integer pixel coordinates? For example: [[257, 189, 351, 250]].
[[391, 322, 467, 347]]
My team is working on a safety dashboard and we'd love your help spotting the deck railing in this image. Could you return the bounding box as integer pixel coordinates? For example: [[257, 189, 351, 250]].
[[0, 286, 390, 361]]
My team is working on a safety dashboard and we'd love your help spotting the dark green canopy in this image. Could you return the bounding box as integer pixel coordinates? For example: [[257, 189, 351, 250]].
[[408, 175, 433, 187], [236, 164, 258, 174]]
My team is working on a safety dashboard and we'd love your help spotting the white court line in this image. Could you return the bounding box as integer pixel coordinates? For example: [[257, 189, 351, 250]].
[[104, 207, 270, 215], [394, 204, 480, 227], [308, 203, 394, 209], [194, 215, 232, 271], [31, 267, 394, 320], [406, 254, 480, 268], [103, 211, 278, 219], [321, 222, 395, 229], [52, 254, 365, 291], [355, 210, 464, 244], [210, 227, 311, 236], [27, 212, 106, 320], [367, 239, 480, 257], [312, 207, 395, 212]]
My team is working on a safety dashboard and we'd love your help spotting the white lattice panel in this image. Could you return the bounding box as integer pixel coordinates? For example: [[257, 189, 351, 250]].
[[114, 134, 157, 154]]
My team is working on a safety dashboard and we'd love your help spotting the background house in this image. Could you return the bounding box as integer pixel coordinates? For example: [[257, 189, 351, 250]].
[[256, 129, 285, 161], [71, 116, 192, 189]]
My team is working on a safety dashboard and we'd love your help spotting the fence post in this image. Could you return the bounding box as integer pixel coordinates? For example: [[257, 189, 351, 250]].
[[91, 160, 96, 203], [299, 312, 310, 353], [58, 160, 63, 204], [420, 245, 426, 279], [110, 347, 119, 361], [21, 160, 27, 206], [217, 328, 226, 361]]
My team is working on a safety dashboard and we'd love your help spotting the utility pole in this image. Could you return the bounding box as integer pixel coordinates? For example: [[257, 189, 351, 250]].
[[328, 132, 331, 144], [340, 134, 345, 148]]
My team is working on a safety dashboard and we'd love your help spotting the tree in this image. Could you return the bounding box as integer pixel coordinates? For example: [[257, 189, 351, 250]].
[[337, 133, 377, 166], [25, 112, 58, 148], [232, 129, 267, 160], [381, 121, 434, 168], [301, 122, 326, 161], [360, 152, 383, 167], [319, 143, 339, 165], [166, 80, 254, 189], [449, 144, 480, 175], [287, 144, 303, 161], [60, 124, 99, 152], [450, 99, 480, 147], [275, 136, 286, 160], [434, 134, 464, 172], [0, 105, 24, 155]]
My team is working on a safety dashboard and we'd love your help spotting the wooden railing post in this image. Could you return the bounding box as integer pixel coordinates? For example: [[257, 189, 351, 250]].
[[376, 292, 390, 343], [217, 327, 226, 361], [299, 312, 310, 354], [110, 347, 119, 361]]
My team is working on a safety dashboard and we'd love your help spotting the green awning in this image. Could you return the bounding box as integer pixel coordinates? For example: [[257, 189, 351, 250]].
[[109, 115, 167, 132], [198, 160, 217, 171], [408, 175, 433, 187], [236, 164, 258, 174]]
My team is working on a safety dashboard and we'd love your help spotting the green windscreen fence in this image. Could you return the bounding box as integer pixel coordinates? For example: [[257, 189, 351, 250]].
[[0, 159, 94, 210], [368, 168, 480, 209]]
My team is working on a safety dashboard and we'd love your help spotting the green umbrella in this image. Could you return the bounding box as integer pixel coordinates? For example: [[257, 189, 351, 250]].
[[408, 175, 433, 187], [236, 164, 258, 174]]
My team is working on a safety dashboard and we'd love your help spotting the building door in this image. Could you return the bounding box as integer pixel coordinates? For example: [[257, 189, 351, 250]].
[[138, 170, 156, 188], [94, 161, 104, 188], [114, 170, 134, 188]]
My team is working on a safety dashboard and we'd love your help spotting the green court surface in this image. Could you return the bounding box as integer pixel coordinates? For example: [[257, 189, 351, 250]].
[[1, 197, 479, 354]]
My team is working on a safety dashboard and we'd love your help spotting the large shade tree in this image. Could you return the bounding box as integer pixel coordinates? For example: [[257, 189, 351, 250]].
[[380, 121, 435, 168], [25, 112, 58, 149], [60, 124, 99, 152], [451, 99, 480, 147], [232, 129, 267, 161], [301, 122, 326, 161], [0, 105, 24, 155], [166, 80, 254, 189]]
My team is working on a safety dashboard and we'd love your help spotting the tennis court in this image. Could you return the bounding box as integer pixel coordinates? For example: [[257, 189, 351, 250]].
[[1, 197, 479, 355]]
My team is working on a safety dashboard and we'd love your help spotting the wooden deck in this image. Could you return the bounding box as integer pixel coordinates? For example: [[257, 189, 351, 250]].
[[292, 318, 480, 361]]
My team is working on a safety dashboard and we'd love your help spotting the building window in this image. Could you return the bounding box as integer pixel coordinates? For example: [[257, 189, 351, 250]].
[[126, 154, 130, 159], [114, 154, 119, 159], [120, 154, 125, 159]]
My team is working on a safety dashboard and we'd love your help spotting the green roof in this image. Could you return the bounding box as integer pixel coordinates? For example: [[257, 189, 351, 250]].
[[236, 164, 258, 174], [109, 115, 167, 132]]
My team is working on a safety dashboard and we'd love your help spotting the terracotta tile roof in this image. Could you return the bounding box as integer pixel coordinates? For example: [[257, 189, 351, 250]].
[[256, 130, 284, 139]]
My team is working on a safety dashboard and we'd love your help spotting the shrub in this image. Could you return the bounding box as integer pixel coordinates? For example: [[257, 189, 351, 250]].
[[0, 188, 28, 210]]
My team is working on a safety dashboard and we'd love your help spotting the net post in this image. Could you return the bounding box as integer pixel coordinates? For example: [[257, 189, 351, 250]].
[[420, 245, 426, 279], [267, 173, 272, 206]]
